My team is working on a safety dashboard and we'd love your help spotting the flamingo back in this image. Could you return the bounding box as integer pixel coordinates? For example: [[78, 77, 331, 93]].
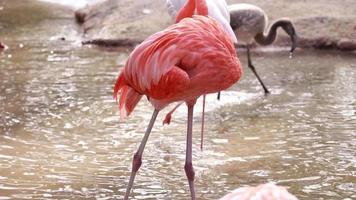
[[229, 3, 268, 44]]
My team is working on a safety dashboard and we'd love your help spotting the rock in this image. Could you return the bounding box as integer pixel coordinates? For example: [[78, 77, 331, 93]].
[[312, 37, 337, 49], [74, 0, 171, 40], [337, 39, 356, 51], [73, 0, 356, 51]]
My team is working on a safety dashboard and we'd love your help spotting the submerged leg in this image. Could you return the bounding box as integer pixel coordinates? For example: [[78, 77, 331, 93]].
[[185, 104, 196, 200], [246, 46, 270, 95], [217, 91, 221, 100], [124, 109, 159, 200]]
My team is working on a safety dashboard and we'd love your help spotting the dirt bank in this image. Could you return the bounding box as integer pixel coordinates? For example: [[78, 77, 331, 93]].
[[75, 0, 356, 51]]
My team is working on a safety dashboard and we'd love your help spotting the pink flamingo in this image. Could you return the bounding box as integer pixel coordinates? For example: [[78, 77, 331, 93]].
[[220, 183, 298, 200], [113, 0, 242, 199]]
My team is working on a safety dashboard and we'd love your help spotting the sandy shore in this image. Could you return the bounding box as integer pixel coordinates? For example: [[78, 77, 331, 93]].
[[75, 0, 356, 51]]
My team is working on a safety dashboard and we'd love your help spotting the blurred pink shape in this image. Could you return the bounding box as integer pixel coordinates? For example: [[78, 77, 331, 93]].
[[0, 41, 7, 50], [220, 183, 298, 200]]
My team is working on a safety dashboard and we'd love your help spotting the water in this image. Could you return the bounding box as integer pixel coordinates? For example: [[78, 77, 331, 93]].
[[1, 1, 356, 199]]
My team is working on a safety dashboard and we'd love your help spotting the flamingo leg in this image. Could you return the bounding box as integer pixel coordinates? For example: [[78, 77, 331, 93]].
[[124, 109, 159, 200], [246, 46, 270, 95], [163, 102, 183, 125], [185, 104, 196, 200], [200, 95, 206, 150]]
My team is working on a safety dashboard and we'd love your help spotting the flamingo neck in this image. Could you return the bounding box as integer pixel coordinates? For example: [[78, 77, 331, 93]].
[[175, 0, 195, 23], [196, 0, 208, 16], [254, 19, 295, 46], [254, 18, 297, 53], [254, 23, 278, 46], [175, 0, 208, 23]]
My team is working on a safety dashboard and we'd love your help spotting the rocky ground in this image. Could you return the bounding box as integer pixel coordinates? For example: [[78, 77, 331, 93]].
[[75, 0, 356, 50]]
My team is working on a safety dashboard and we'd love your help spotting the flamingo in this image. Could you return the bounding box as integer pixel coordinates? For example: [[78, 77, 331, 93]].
[[114, 0, 242, 199], [220, 183, 298, 200], [229, 3, 297, 94], [165, 0, 238, 149]]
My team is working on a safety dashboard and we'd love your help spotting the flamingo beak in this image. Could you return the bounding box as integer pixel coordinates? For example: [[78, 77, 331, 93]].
[[290, 32, 297, 53], [288, 26, 297, 53]]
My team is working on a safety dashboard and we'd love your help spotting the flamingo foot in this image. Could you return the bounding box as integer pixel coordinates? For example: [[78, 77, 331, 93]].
[[163, 113, 172, 125], [162, 102, 183, 125]]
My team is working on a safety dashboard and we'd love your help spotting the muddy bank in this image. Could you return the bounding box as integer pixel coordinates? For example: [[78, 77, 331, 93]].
[[75, 0, 356, 51]]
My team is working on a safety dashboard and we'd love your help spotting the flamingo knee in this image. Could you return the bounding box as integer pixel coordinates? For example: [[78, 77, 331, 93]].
[[132, 152, 142, 172], [184, 161, 195, 181]]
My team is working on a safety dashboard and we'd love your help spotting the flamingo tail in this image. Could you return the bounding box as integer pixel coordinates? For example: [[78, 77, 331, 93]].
[[114, 73, 142, 118]]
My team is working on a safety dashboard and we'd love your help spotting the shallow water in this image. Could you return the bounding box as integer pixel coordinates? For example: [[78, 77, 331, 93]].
[[1, 1, 356, 199]]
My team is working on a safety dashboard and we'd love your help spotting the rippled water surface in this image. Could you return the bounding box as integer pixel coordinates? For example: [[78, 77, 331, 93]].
[[1, 1, 356, 199]]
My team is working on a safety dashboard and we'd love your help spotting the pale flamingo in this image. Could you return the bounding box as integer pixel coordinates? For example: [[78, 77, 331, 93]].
[[114, 0, 242, 199], [229, 3, 297, 94], [220, 183, 298, 200]]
